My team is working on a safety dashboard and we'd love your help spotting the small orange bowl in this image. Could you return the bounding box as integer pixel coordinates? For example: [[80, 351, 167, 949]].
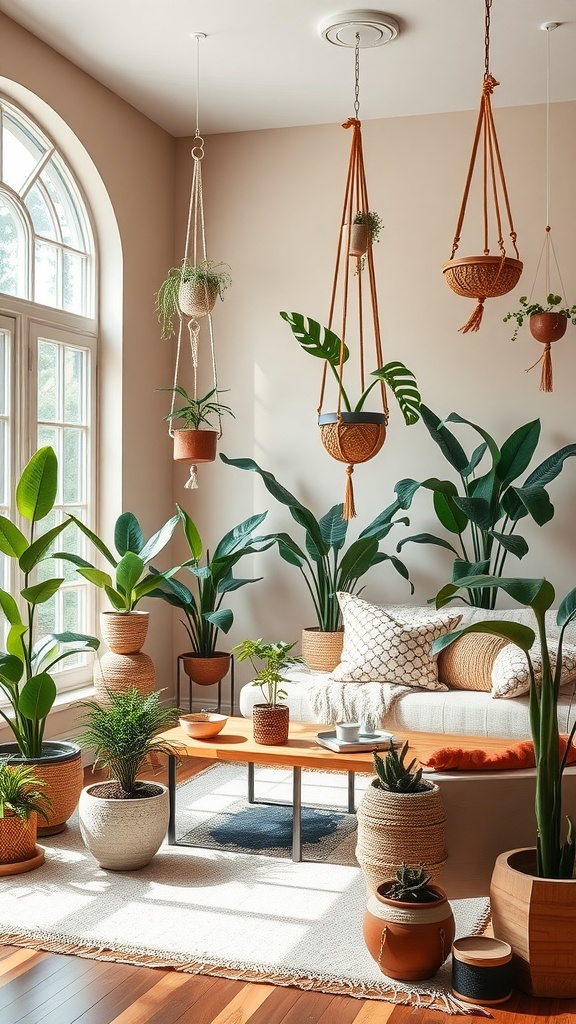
[[178, 713, 227, 739]]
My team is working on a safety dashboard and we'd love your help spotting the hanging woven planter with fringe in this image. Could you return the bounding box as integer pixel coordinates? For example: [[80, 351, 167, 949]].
[[318, 412, 386, 465], [443, 0, 522, 334]]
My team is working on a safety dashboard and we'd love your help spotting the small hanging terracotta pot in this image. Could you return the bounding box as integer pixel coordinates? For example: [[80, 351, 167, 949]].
[[178, 279, 218, 319], [173, 429, 218, 463], [529, 312, 567, 344], [182, 652, 231, 687], [348, 222, 370, 257], [363, 880, 455, 981]]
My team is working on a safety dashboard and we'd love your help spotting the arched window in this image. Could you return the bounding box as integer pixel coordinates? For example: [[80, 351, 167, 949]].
[[0, 97, 97, 692]]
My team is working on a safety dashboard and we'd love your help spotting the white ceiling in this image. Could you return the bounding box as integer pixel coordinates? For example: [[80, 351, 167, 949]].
[[1, 1, 575, 137]]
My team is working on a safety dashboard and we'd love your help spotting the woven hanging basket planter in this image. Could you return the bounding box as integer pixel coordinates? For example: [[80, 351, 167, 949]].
[[356, 779, 448, 897], [173, 429, 218, 464], [182, 652, 231, 687], [301, 627, 344, 673], [318, 412, 386, 465], [442, 255, 523, 301], [178, 279, 218, 319], [252, 704, 289, 746]]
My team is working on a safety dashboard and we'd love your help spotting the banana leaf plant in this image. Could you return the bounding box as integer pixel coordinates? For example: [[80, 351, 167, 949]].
[[280, 312, 421, 424], [433, 574, 576, 880], [0, 447, 99, 757], [149, 505, 277, 657], [394, 405, 576, 608], [220, 455, 412, 632]]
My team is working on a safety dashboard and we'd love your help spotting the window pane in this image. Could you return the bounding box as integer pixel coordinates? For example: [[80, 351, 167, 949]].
[[38, 340, 59, 422], [36, 591, 57, 639], [35, 240, 58, 306], [25, 182, 58, 240], [2, 111, 46, 193], [64, 346, 86, 424], [0, 196, 24, 296], [63, 251, 85, 314], [63, 427, 85, 504], [41, 162, 85, 250], [38, 423, 58, 451], [0, 329, 9, 508]]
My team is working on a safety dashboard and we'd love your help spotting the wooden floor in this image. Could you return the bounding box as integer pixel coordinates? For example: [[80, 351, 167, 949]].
[[1, 759, 575, 1023]]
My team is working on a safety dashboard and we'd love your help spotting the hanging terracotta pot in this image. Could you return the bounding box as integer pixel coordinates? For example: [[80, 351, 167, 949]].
[[0, 811, 44, 875], [529, 312, 568, 344], [182, 651, 231, 687], [363, 880, 455, 981], [348, 222, 370, 257], [318, 412, 386, 465], [173, 429, 218, 463], [252, 704, 289, 745], [490, 847, 576, 997], [178, 279, 218, 319], [301, 627, 343, 672]]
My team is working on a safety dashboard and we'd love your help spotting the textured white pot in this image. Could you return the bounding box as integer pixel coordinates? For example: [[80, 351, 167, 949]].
[[78, 782, 169, 870]]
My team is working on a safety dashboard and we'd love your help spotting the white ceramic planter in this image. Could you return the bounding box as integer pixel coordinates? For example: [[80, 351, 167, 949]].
[[78, 781, 169, 870]]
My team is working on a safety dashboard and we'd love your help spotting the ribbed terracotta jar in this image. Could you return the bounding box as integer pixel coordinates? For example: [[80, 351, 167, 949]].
[[363, 881, 455, 981], [301, 628, 344, 672], [100, 611, 149, 654], [182, 652, 231, 687], [252, 704, 289, 745]]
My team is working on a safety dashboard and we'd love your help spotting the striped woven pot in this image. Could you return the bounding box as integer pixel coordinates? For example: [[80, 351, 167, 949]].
[[301, 628, 344, 672], [0, 811, 37, 865], [252, 704, 289, 745]]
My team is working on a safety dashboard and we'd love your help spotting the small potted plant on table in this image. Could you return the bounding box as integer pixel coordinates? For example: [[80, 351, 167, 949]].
[[161, 385, 234, 464], [232, 639, 301, 745], [155, 259, 232, 339], [0, 759, 52, 875]]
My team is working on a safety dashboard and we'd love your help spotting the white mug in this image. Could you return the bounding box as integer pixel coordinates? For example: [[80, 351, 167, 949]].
[[335, 721, 360, 742]]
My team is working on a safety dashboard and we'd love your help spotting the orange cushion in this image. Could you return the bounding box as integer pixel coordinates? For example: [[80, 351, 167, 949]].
[[422, 736, 576, 771]]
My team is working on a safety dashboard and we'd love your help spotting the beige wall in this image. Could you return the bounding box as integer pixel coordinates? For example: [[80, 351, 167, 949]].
[[174, 102, 576, 695]]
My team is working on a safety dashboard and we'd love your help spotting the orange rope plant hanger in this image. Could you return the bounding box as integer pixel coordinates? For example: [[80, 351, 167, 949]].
[[442, 0, 523, 333], [281, 27, 421, 520]]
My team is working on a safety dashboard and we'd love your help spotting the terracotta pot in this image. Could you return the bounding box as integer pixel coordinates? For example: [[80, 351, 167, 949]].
[[0, 741, 83, 837], [178, 279, 218, 318], [490, 847, 576, 997], [182, 652, 231, 687], [301, 627, 343, 672], [252, 703, 289, 745], [348, 222, 371, 257], [100, 610, 149, 654], [318, 412, 386, 465], [78, 781, 169, 870], [529, 312, 568, 344], [363, 880, 455, 981], [173, 429, 218, 464]]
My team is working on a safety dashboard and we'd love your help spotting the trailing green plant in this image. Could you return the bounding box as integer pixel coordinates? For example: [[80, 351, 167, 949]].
[[503, 293, 576, 342], [60, 511, 180, 612], [149, 505, 277, 657], [352, 210, 384, 271], [394, 405, 576, 609], [280, 312, 421, 422], [156, 259, 232, 340], [0, 447, 100, 758], [385, 862, 442, 903], [433, 574, 576, 880], [75, 688, 180, 797], [160, 386, 234, 431], [0, 759, 52, 823], [220, 454, 412, 632], [373, 741, 432, 793], [231, 638, 301, 707]]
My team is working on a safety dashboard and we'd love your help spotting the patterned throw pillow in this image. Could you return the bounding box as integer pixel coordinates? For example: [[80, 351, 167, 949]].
[[331, 593, 462, 689], [492, 640, 576, 699]]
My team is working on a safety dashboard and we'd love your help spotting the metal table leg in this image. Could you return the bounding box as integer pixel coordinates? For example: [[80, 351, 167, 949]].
[[247, 761, 255, 803], [167, 753, 177, 844], [348, 771, 355, 813], [292, 766, 302, 862]]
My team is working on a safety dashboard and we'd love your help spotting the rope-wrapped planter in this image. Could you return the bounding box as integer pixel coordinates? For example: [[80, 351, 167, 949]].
[[301, 628, 344, 673], [318, 412, 386, 465], [356, 779, 448, 896], [178, 279, 218, 319], [443, 255, 523, 301], [252, 704, 289, 745]]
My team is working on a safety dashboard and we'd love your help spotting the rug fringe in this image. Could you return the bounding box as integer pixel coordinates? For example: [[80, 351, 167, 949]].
[[0, 931, 493, 1015]]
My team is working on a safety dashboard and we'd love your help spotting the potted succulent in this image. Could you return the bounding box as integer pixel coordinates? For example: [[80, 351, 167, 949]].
[[232, 638, 300, 745], [220, 454, 412, 671], [503, 292, 576, 343], [0, 446, 100, 835], [394, 404, 576, 609], [76, 688, 180, 870], [155, 259, 232, 339], [160, 385, 235, 464], [150, 504, 276, 690], [60, 510, 179, 699], [363, 862, 455, 981], [0, 759, 52, 875], [349, 210, 383, 269], [355, 742, 448, 898], [433, 573, 576, 996]]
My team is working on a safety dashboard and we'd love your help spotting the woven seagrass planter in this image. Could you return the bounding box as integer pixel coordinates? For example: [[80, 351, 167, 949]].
[[363, 880, 455, 981], [356, 779, 448, 896], [178, 279, 218, 319], [0, 811, 44, 875], [301, 628, 344, 673], [529, 312, 568, 344], [252, 704, 289, 745], [442, 255, 523, 300], [490, 848, 576, 998], [100, 611, 149, 654], [318, 412, 386, 465], [182, 652, 231, 687], [93, 652, 155, 702], [173, 429, 218, 464], [0, 741, 83, 837], [78, 781, 169, 870]]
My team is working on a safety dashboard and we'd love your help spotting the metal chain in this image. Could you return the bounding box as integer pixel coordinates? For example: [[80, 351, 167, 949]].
[[354, 32, 360, 118], [484, 0, 492, 78]]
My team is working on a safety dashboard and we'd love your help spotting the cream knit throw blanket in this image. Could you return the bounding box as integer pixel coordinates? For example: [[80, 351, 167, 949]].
[[307, 679, 411, 730]]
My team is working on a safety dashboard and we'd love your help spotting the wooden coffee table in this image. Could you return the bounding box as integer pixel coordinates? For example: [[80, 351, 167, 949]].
[[158, 717, 517, 863]]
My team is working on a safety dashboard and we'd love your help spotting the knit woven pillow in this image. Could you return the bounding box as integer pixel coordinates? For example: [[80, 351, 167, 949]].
[[332, 593, 461, 689], [438, 633, 508, 691]]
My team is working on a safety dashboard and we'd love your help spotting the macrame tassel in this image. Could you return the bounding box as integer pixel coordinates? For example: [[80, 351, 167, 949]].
[[458, 298, 485, 334], [343, 464, 357, 520], [184, 464, 198, 490], [187, 320, 200, 369], [540, 342, 553, 392]]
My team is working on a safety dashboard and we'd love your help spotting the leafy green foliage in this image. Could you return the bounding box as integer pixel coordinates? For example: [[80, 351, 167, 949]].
[[75, 689, 180, 796], [232, 638, 301, 707], [155, 259, 232, 339], [0, 759, 52, 822], [149, 505, 276, 657], [386, 863, 441, 903], [280, 312, 421, 423], [160, 386, 234, 431], [373, 741, 431, 793], [0, 448, 100, 758], [395, 406, 576, 608], [434, 574, 576, 880], [220, 455, 412, 631], [503, 293, 576, 341]]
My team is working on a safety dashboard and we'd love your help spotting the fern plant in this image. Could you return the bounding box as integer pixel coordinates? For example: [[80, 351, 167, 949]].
[[0, 759, 52, 823]]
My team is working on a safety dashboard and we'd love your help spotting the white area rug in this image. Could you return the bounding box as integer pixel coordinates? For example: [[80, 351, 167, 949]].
[[0, 765, 491, 1015]]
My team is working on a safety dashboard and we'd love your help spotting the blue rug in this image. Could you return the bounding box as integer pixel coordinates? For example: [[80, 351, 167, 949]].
[[176, 762, 366, 862]]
